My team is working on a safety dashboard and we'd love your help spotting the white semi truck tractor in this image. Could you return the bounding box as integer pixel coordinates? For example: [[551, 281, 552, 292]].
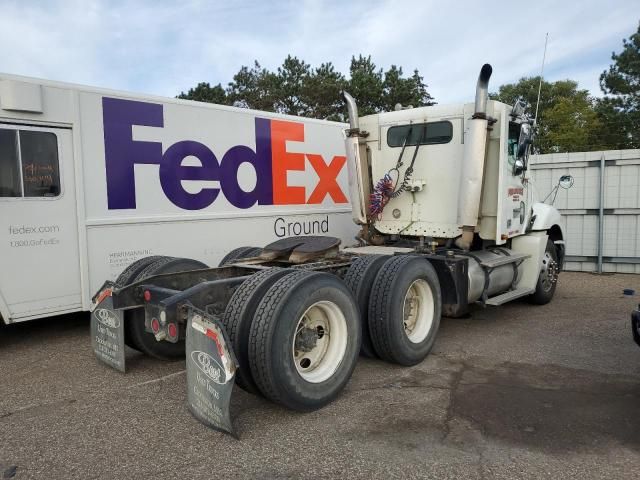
[[91, 64, 565, 435]]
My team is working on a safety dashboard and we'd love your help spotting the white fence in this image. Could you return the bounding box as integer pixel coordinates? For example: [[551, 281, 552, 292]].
[[529, 149, 640, 274]]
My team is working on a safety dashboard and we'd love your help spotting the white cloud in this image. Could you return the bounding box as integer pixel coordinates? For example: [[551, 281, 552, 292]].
[[0, 0, 637, 105]]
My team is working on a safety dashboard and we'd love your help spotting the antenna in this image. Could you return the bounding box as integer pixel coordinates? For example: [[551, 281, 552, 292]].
[[533, 33, 549, 127]]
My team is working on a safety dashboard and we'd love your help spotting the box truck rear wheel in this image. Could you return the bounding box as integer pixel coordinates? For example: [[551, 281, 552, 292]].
[[369, 256, 441, 366], [115, 255, 166, 288], [248, 271, 361, 411], [115, 255, 172, 350], [343, 254, 390, 358], [218, 246, 262, 266], [221, 267, 293, 394], [128, 257, 208, 360]]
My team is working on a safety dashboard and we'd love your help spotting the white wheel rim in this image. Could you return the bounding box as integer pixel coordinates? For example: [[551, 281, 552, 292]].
[[292, 300, 348, 383], [402, 279, 435, 343]]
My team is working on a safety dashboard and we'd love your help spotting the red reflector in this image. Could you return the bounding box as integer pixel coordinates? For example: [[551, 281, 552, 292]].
[[168, 323, 177, 338], [151, 317, 160, 333], [206, 329, 224, 357], [95, 288, 112, 305], [143, 290, 152, 302]]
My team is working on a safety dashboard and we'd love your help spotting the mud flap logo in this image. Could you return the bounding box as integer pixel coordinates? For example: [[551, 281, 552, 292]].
[[95, 308, 121, 329], [91, 296, 126, 373], [191, 350, 225, 384]]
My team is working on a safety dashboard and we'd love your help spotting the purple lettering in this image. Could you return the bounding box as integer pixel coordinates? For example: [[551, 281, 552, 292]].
[[103, 97, 163, 209], [160, 141, 220, 210]]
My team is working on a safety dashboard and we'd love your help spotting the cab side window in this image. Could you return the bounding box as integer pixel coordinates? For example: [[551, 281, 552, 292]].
[[0, 128, 60, 198], [387, 121, 453, 147]]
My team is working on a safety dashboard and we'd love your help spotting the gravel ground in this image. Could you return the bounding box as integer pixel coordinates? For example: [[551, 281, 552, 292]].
[[1, 271, 639, 479]]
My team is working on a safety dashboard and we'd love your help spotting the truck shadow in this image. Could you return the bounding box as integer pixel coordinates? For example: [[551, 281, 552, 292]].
[[0, 312, 89, 349]]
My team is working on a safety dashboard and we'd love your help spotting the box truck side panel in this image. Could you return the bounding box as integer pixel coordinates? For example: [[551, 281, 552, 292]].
[[77, 92, 356, 296], [0, 123, 82, 319]]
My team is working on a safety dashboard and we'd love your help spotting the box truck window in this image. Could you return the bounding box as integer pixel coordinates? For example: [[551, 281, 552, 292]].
[[0, 129, 60, 198], [387, 121, 453, 147], [20, 131, 60, 197]]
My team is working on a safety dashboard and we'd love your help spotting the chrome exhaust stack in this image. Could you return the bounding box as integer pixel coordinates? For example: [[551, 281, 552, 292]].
[[344, 91, 360, 132], [473, 63, 493, 117], [456, 64, 493, 250], [342, 91, 369, 225]]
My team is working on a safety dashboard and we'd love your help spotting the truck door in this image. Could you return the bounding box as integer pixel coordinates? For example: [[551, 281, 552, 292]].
[[0, 124, 81, 321], [495, 116, 529, 243]]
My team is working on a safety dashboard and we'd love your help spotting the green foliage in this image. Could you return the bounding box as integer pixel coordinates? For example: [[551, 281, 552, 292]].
[[177, 82, 228, 105], [226, 61, 280, 112], [381, 66, 435, 112], [275, 55, 312, 116], [597, 21, 640, 149], [490, 77, 600, 153], [178, 55, 434, 121], [346, 55, 384, 116], [302, 63, 347, 121]]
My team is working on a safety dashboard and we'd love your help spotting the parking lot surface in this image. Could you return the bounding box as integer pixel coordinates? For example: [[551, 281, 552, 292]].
[[1, 271, 640, 479]]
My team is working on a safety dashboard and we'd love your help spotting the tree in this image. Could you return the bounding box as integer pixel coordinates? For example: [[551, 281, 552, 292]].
[[382, 66, 435, 111], [177, 82, 229, 105], [346, 55, 384, 116], [226, 61, 280, 112], [301, 62, 347, 120], [541, 95, 600, 152], [597, 21, 640, 149], [490, 78, 600, 152], [274, 55, 311, 116], [178, 55, 436, 121]]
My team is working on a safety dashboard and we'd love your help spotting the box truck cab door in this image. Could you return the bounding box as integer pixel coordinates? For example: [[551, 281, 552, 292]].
[[0, 124, 81, 321]]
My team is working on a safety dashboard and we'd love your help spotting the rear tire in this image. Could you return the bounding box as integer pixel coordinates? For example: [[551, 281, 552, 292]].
[[343, 255, 390, 358], [128, 257, 208, 360], [218, 246, 262, 266], [115, 255, 166, 288], [221, 268, 292, 394], [116, 256, 171, 350], [248, 271, 361, 411], [528, 239, 559, 305], [369, 255, 441, 366]]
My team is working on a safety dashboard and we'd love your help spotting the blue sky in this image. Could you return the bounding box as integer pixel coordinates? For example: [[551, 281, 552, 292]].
[[1, 0, 638, 104]]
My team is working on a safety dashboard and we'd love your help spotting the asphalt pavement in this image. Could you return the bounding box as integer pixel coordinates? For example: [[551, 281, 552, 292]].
[[1, 271, 639, 479]]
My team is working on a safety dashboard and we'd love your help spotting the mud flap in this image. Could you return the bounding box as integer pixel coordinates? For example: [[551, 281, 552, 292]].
[[91, 293, 126, 373], [186, 307, 238, 437]]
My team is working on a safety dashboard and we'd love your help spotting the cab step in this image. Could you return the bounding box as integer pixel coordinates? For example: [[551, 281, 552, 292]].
[[480, 252, 530, 269], [485, 287, 535, 306]]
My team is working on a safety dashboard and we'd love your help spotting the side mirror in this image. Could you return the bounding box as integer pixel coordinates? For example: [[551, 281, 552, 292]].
[[511, 99, 526, 117], [559, 175, 574, 189]]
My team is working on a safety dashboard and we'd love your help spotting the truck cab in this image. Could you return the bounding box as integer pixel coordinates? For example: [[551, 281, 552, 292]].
[[357, 99, 535, 243]]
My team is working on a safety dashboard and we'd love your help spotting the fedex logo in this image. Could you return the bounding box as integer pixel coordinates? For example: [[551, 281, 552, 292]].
[[102, 97, 348, 210]]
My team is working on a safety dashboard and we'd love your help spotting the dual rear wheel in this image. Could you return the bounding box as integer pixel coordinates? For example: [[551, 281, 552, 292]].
[[222, 269, 361, 411], [116, 250, 442, 411]]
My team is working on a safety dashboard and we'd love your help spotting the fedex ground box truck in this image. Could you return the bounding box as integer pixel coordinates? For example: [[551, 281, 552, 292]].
[[0, 74, 357, 324]]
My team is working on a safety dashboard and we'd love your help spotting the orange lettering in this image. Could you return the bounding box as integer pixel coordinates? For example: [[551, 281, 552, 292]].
[[271, 120, 306, 205], [306, 154, 348, 204]]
